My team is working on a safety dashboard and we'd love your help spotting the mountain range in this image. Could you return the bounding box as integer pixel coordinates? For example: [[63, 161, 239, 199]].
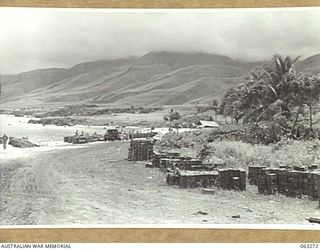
[[1, 51, 320, 108]]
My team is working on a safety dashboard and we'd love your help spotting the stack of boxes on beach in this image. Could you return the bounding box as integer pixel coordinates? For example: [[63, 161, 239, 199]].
[[177, 170, 219, 188], [151, 151, 179, 169], [127, 145, 248, 191], [127, 138, 154, 161], [145, 150, 219, 189], [218, 169, 246, 191], [257, 168, 280, 195], [64, 136, 75, 143], [160, 158, 204, 171], [64, 135, 103, 144], [249, 165, 320, 199], [72, 136, 88, 144]]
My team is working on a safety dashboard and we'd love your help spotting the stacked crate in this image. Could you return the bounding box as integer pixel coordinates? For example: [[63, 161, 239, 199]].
[[255, 166, 320, 199], [315, 173, 320, 200], [178, 170, 219, 188], [158, 152, 181, 170], [301, 172, 310, 196], [286, 170, 299, 197], [218, 169, 246, 191], [152, 152, 161, 168], [257, 168, 278, 195], [177, 159, 203, 170], [218, 169, 231, 189], [248, 166, 266, 185], [296, 171, 304, 197], [127, 138, 154, 161], [239, 170, 246, 191], [265, 173, 278, 195], [166, 173, 180, 185], [309, 164, 318, 171], [294, 166, 307, 172], [64, 136, 75, 143], [279, 164, 290, 169], [160, 158, 181, 171], [277, 169, 288, 194], [128, 132, 157, 139], [162, 151, 180, 158], [309, 173, 320, 200], [73, 136, 88, 144]]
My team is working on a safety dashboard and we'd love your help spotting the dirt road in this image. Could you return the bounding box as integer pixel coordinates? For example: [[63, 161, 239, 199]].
[[0, 141, 319, 225]]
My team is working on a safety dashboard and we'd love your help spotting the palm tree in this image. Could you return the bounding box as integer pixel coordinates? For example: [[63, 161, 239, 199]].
[[270, 54, 300, 99]]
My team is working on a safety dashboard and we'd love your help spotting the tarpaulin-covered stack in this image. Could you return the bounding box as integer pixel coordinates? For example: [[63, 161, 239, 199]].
[[128, 138, 154, 161]]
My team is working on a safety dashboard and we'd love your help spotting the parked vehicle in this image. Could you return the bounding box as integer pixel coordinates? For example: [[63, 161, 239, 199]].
[[104, 129, 120, 141]]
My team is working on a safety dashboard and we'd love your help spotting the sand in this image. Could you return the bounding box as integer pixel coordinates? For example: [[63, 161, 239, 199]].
[[1, 141, 320, 226]]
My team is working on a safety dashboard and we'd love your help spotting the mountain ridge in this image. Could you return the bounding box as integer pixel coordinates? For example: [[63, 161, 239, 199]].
[[1, 51, 319, 108]]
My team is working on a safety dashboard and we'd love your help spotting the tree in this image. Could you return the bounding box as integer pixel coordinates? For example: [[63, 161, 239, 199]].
[[291, 75, 320, 135], [221, 54, 300, 124], [219, 54, 320, 143]]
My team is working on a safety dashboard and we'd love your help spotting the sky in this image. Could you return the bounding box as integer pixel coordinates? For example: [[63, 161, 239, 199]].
[[1, 7, 320, 74]]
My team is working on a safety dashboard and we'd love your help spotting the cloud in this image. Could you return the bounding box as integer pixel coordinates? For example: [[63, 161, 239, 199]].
[[1, 8, 320, 74]]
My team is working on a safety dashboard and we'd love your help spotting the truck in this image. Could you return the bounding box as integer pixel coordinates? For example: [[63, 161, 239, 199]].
[[104, 129, 120, 141]]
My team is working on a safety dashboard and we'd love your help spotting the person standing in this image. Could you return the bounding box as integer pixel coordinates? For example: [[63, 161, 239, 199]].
[[2, 134, 8, 150]]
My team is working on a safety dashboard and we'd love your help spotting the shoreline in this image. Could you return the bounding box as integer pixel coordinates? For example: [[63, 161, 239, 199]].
[[0, 140, 101, 162]]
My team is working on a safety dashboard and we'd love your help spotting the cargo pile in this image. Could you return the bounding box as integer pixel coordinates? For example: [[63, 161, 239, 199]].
[[64, 136, 75, 143], [167, 170, 219, 188], [249, 165, 320, 199], [218, 169, 246, 191], [127, 138, 155, 161], [152, 151, 180, 169], [64, 133, 104, 144], [8, 137, 39, 148], [150, 151, 215, 171], [143, 149, 247, 190], [128, 132, 157, 140], [165, 165, 247, 190]]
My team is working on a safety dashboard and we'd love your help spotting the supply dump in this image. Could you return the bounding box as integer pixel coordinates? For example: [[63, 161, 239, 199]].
[[1, 112, 320, 225]]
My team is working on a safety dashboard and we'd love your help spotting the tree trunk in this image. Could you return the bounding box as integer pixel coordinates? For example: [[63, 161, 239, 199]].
[[290, 108, 301, 138], [309, 105, 313, 132]]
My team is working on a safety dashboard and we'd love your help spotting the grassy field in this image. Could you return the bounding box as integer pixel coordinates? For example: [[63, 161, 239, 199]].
[[207, 139, 320, 169], [159, 127, 320, 169]]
